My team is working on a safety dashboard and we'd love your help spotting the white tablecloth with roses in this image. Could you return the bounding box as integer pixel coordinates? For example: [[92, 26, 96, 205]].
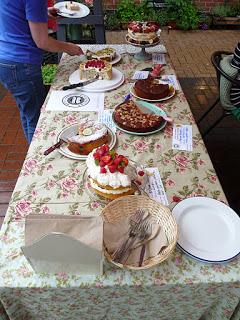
[[0, 45, 239, 320]]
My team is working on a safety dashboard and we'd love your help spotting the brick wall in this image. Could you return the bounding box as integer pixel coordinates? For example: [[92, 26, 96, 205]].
[[102, 0, 237, 12]]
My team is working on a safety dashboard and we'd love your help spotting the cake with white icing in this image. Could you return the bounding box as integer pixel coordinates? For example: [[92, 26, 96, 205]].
[[79, 59, 112, 80], [86, 145, 138, 200], [67, 120, 108, 155], [127, 21, 160, 45]]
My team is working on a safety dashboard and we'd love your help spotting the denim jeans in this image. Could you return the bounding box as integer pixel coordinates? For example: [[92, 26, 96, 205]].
[[0, 59, 46, 143]]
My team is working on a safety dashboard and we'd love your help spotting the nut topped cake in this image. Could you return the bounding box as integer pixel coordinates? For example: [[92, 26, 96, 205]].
[[113, 100, 163, 133], [127, 21, 160, 45], [79, 59, 112, 80], [86, 48, 116, 62]]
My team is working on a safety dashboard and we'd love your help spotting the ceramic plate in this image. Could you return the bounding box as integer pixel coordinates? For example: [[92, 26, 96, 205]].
[[54, 1, 90, 18], [55, 123, 116, 160], [109, 52, 121, 65], [69, 68, 124, 92], [130, 83, 175, 102], [112, 100, 167, 136], [172, 197, 240, 263]]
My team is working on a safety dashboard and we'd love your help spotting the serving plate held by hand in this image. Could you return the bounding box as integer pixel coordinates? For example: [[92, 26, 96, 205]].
[[172, 197, 240, 263], [54, 1, 90, 18], [112, 100, 168, 136], [130, 83, 175, 102], [55, 123, 116, 160]]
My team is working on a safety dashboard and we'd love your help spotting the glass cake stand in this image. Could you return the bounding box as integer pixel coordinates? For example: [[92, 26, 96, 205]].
[[125, 35, 161, 61]]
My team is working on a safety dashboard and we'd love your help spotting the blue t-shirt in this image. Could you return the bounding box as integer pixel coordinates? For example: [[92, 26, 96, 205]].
[[0, 0, 48, 65]]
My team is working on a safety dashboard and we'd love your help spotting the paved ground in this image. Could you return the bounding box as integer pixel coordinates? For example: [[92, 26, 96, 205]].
[[0, 29, 240, 225]]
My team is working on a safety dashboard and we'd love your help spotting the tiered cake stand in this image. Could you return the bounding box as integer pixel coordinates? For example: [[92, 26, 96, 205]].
[[125, 35, 161, 61]]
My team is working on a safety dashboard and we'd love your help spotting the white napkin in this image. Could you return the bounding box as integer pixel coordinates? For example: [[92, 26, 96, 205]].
[[45, 90, 104, 112]]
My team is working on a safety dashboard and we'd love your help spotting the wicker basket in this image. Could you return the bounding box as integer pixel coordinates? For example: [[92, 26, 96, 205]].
[[102, 195, 178, 270]]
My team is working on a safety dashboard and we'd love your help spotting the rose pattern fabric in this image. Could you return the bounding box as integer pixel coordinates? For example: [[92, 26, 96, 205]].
[[0, 45, 239, 320]]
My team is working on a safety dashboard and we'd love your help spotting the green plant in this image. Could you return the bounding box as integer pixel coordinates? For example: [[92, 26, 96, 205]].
[[105, 12, 121, 30], [143, 8, 169, 26], [41, 64, 57, 85], [116, 0, 153, 23], [211, 4, 236, 17], [165, 0, 200, 30]]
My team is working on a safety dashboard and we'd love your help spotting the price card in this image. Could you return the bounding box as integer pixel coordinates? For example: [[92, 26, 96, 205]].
[[161, 75, 180, 90], [98, 110, 116, 133], [132, 70, 149, 80], [152, 53, 166, 65], [145, 167, 169, 206], [172, 124, 192, 151]]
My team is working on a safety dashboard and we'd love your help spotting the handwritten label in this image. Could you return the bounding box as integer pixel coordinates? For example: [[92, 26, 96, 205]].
[[132, 71, 149, 80], [98, 110, 116, 133], [172, 124, 192, 151], [144, 168, 169, 206], [152, 53, 166, 65], [161, 75, 179, 90]]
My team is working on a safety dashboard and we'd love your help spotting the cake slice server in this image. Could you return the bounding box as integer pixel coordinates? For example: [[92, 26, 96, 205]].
[[62, 75, 99, 91]]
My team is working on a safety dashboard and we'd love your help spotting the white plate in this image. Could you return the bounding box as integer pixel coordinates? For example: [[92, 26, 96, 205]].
[[109, 52, 121, 65], [130, 84, 175, 102], [54, 1, 90, 18], [55, 123, 117, 160], [172, 197, 240, 263], [112, 100, 167, 136], [69, 68, 124, 92]]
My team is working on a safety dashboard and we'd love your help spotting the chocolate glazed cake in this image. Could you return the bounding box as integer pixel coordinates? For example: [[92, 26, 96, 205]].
[[113, 100, 163, 133], [134, 78, 170, 100]]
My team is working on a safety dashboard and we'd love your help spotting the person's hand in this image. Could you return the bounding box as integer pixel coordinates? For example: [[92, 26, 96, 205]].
[[48, 7, 59, 19], [66, 43, 84, 56]]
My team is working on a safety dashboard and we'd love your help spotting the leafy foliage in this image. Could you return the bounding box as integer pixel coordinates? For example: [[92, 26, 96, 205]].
[[165, 0, 200, 30], [41, 64, 57, 85], [211, 4, 238, 17]]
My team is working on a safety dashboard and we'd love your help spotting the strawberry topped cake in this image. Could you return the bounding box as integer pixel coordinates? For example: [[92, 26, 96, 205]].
[[79, 59, 112, 80], [127, 21, 160, 45], [86, 145, 137, 200]]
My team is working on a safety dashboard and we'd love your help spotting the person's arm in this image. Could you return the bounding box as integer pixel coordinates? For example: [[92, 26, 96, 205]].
[[28, 21, 83, 56]]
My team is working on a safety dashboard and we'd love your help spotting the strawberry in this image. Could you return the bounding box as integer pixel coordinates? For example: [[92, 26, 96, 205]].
[[108, 164, 117, 173], [121, 157, 129, 166], [138, 170, 145, 176], [99, 161, 105, 167], [100, 167, 107, 174], [117, 166, 125, 173], [101, 155, 112, 164], [93, 152, 100, 159]]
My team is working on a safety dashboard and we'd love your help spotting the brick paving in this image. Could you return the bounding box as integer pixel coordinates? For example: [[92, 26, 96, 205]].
[[0, 29, 240, 225]]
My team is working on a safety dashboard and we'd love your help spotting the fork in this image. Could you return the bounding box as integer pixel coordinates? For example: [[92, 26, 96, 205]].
[[112, 209, 146, 262], [120, 219, 152, 265]]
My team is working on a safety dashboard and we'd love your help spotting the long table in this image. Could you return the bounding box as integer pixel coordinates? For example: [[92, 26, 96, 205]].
[[0, 45, 239, 320]]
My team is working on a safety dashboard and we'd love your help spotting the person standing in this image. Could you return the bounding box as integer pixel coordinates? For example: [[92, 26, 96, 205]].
[[230, 42, 240, 108], [0, 0, 83, 143]]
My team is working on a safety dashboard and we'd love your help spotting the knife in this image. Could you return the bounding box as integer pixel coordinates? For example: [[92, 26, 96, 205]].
[[62, 75, 99, 91], [43, 138, 67, 156]]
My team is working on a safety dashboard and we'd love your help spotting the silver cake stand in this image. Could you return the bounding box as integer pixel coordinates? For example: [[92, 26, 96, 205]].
[[125, 35, 161, 61]]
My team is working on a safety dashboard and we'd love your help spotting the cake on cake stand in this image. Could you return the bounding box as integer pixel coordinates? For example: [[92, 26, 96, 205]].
[[125, 35, 161, 61]]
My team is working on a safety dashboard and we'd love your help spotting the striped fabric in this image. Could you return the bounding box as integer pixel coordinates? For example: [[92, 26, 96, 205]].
[[230, 43, 240, 108]]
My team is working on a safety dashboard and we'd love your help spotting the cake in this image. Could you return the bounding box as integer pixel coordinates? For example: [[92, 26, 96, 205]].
[[66, 1, 80, 11], [86, 145, 136, 200], [113, 100, 163, 133], [134, 78, 170, 100], [67, 120, 109, 155], [127, 21, 160, 45], [79, 59, 112, 80], [86, 48, 116, 62]]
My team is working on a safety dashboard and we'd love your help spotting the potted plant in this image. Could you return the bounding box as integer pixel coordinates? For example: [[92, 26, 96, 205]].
[[104, 12, 121, 31], [212, 2, 240, 25]]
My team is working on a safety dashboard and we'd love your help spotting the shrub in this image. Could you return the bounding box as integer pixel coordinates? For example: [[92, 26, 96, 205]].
[[165, 0, 200, 30], [211, 4, 236, 17]]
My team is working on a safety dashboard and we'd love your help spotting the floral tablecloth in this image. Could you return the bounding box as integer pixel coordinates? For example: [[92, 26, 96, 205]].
[[0, 45, 239, 320]]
